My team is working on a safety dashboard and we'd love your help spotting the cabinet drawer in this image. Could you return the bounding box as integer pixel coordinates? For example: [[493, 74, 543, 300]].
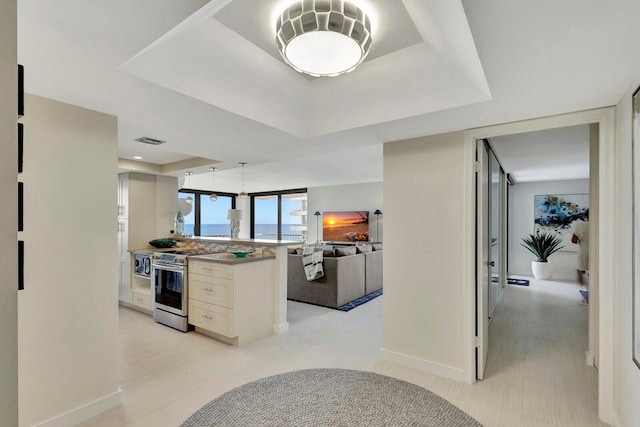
[[131, 289, 151, 310], [189, 261, 233, 280], [189, 300, 235, 338], [189, 273, 234, 308]]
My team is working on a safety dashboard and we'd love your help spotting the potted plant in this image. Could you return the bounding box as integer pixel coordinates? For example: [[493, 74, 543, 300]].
[[521, 231, 564, 280]]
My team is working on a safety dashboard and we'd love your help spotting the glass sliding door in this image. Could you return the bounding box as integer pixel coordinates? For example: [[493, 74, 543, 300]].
[[281, 193, 308, 241], [254, 195, 279, 240], [200, 195, 233, 237]]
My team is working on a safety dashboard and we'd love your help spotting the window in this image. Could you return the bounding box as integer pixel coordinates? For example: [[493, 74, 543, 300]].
[[178, 191, 196, 236], [250, 189, 307, 241], [253, 195, 278, 240], [200, 194, 233, 237], [178, 189, 236, 237]]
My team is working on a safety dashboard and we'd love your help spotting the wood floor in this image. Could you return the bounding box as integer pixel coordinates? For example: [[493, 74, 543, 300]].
[[78, 277, 604, 427]]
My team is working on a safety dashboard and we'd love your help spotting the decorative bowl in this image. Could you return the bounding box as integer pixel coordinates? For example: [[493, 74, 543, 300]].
[[227, 249, 253, 258], [149, 238, 177, 249]]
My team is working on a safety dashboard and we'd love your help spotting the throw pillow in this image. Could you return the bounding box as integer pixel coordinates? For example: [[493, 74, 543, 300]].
[[356, 245, 373, 254], [296, 248, 304, 255], [323, 248, 336, 257], [335, 246, 357, 257], [372, 243, 383, 251], [287, 248, 297, 254]]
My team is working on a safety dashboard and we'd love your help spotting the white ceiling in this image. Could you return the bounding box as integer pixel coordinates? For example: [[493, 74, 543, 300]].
[[490, 125, 590, 183], [17, 0, 640, 190]]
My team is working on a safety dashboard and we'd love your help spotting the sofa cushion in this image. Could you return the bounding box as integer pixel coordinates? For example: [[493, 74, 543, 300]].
[[335, 247, 357, 257], [356, 245, 373, 254], [372, 243, 383, 251], [323, 248, 336, 257]]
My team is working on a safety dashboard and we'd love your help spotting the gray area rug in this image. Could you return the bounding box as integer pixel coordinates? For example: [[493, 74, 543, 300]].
[[182, 368, 481, 426]]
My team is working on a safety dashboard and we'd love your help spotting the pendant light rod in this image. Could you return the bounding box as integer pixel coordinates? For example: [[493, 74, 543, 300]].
[[238, 162, 248, 200], [209, 167, 218, 202], [184, 171, 194, 204]]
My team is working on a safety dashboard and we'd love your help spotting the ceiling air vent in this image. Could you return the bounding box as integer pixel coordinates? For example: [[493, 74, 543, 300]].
[[135, 136, 166, 146]]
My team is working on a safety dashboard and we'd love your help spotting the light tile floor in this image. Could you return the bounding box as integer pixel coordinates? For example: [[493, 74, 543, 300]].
[[79, 277, 605, 426]]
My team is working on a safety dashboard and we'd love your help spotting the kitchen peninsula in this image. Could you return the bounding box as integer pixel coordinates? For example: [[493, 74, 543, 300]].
[[126, 236, 301, 344]]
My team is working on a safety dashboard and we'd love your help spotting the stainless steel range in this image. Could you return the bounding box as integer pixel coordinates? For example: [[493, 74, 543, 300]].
[[152, 251, 203, 332]]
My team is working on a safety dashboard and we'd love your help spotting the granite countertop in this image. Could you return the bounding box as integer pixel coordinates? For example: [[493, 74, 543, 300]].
[[128, 247, 179, 254], [188, 253, 276, 265], [174, 236, 303, 247]]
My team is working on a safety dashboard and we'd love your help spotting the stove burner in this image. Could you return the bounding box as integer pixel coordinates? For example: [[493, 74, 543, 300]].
[[152, 249, 213, 265]]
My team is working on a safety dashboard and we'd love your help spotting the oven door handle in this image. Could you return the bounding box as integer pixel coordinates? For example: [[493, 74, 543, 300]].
[[152, 264, 185, 274]]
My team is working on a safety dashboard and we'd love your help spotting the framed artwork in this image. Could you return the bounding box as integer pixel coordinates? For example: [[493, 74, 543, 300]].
[[534, 194, 589, 253], [632, 85, 640, 368]]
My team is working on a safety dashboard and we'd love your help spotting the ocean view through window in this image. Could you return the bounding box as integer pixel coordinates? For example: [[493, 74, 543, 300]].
[[250, 190, 307, 241], [178, 189, 236, 237]]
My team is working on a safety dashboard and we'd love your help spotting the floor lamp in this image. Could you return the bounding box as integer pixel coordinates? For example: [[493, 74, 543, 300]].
[[314, 211, 321, 243], [374, 209, 382, 242]]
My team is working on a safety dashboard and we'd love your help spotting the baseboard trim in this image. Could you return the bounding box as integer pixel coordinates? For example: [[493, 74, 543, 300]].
[[273, 322, 289, 334], [380, 348, 465, 382], [34, 389, 122, 427]]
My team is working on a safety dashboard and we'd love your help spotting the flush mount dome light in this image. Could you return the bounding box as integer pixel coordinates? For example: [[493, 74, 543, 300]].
[[276, 0, 372, 77]]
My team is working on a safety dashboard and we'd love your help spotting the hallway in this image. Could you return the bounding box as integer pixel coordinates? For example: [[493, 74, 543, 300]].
[[481, 276, 604, 426]]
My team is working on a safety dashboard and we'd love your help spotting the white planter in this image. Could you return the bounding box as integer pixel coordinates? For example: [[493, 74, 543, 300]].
[[531, 261, 554, 280]]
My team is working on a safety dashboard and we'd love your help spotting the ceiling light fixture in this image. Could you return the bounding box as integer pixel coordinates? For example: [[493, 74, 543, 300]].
[[209, 167, 218, 202], [184, 171, 194, 204], [238, 162, 248, 200], [133, 156, 143, 160], [276, 0, 372, 77]]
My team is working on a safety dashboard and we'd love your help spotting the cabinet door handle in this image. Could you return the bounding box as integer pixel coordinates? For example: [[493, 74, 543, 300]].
[[136, 298, 144, 302], [202, 267, 213, 271], [202, 314, 213, 320], [203, 288, 213, 292]]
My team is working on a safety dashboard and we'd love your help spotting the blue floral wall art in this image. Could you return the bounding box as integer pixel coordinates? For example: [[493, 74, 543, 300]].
[[534, 194, 589, 253]]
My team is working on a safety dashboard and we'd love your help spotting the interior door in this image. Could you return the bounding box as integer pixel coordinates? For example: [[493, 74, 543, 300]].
[[476, 140, 490, 380], [489, 151, 501, 316]]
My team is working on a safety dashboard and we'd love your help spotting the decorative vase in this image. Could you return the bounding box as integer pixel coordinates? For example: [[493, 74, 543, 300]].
[[230, 220, 240, 239], [173, 211, 184, 236], [531, 261, 553, 280]]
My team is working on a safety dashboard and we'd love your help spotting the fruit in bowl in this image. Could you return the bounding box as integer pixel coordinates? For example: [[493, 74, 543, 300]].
[[227, 249, 253, 258]]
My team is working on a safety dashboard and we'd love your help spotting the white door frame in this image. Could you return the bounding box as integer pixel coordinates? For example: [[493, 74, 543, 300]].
[[462, 107, 616, 424]]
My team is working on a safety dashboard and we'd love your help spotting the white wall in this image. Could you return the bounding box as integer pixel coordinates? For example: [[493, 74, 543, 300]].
[[382, 132, 466, 380], [0, 1, 18, 424], [307, 182, 383, 243], [155, 175, 179, 237], [508, 179, 590, 279], [614, 77, 640, 427], [19, 95, 120, 426]]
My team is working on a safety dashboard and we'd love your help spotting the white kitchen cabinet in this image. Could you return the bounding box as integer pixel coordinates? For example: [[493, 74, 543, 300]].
[[188, 258, 274, 345], [117, 172, 177, 307]]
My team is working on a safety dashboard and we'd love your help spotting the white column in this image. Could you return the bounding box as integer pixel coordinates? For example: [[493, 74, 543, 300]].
[[272, 245, 289, 334]]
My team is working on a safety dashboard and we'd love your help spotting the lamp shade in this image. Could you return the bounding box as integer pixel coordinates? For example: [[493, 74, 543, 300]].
[[314, 211, 321, 216], [227, 209, 243, 220], [374, 209, 382, 215]]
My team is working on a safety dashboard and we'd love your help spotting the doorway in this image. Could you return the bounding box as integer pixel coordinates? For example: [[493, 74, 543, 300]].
[[476, 139, 508, 380], [462, 107, 616, 424]]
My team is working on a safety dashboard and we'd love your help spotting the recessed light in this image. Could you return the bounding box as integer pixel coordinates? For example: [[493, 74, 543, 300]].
[[133, 156, 143, 160]]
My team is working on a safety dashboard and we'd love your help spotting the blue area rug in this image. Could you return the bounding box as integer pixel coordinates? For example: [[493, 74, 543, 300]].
[[338, 289, 383, 312], [508, 278, 530, 286]]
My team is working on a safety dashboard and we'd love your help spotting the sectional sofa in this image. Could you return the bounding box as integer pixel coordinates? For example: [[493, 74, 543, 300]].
[[287, 244, 383, 308]]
